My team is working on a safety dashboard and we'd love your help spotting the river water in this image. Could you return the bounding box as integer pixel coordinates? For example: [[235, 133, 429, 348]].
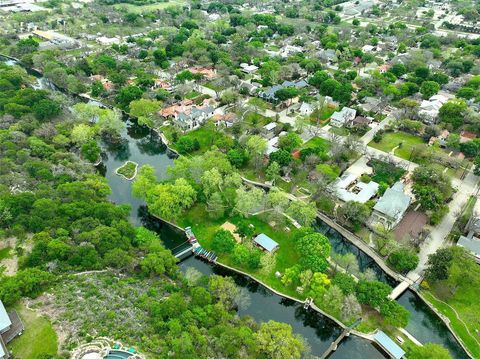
[[3, 57, 469, 359]]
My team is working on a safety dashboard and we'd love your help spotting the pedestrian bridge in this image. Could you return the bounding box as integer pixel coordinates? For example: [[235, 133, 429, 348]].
[[388, 280, 410, 300]]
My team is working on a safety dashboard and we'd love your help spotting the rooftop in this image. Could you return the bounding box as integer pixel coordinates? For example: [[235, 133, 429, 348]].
[[0, 301, 11, 333], [254, 233, 279, 253], [373, 182, 411, 220], [373, 330, 405, 359]]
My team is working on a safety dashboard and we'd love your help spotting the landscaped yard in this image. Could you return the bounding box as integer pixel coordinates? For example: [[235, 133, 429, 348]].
[[8, 304, 58, 359], [368, 131, 424, 160], [302, 136, 330, 151], [176, 204, 302, 298]]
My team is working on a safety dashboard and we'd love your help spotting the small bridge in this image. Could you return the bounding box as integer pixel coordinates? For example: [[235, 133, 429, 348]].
[[388, 280, 410, 300], [319, 318, 362, 359], [174, 245, 193, 259]]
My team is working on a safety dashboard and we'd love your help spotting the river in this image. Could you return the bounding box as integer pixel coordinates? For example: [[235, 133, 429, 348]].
[[2, 56, 470, 359]]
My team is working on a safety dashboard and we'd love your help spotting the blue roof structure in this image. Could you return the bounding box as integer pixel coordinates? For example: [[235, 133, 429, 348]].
[[373, 330, 405, 359], [254, 233, 279, 253]]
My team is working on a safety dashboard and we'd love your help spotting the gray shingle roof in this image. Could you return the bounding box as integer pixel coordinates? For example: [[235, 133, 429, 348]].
[[373, 182, 410, 220]]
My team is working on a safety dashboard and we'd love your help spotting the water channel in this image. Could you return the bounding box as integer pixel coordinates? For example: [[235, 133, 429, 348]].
[[2, 56, 470, 359]]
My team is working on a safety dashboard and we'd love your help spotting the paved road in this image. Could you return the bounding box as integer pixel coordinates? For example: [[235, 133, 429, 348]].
[[411, 169, 479, 278]]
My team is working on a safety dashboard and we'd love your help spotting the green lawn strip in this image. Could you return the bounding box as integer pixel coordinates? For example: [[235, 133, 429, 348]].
[[423, 292, 480, 358], [243, 112, 272, 127], [0, 247, 11, 260], [8, 303, 58, 359]]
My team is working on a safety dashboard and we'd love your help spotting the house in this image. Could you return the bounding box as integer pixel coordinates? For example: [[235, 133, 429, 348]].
[[212, 112, 237, 128], [279, 45, 303, 58], [460, 131, 477, 144], [253, 233, 279, 253], [350, 116, 372, 128], [240, 63, 259, 74], [0, 300, 24, 359], [418, 94, 448, 124], [332, 172, 379, 204], [329, 107, 357, 127], [457, 235, 480, 264], [378, 64, 391, 73], [428, 129, 449, 147], [262, 122, 278, 140], [299, 102, 314, 116], [174, 105, 215, 132], [370, 182, 411, 229], [317, 49, 337, 64], [360, 97, 382, 113], [188, 67, 217, 80], [361, 44, 376, 53], [258, 79, 308, 103], [152, 79, 173, 92], [96, 36, 120, 46]]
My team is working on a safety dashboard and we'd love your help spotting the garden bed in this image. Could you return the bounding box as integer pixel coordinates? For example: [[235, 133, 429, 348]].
[[115, 161, 138, 180]]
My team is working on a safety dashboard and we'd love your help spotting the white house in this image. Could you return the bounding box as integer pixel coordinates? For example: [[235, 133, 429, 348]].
[[418, 94, 448, 124], [299, 102, 314, 116], [330, 107, 357, 127], [332, 172, 379, 204], [240, 63, 259, 74]]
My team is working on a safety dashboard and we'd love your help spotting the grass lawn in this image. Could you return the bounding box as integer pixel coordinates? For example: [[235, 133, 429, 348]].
[[204, 81, 222, 92], [310, 106, 336, 125], [243, 112, 272, 127], [329, 126, 350, 136], [302, 137, 330, 151], [8, 303, 58, 359], [113, 0, 186, 12], [423, 291, 480, 358], [0, 247, 12, 261], [368, 131, 424, 160], [185, 90, 201, 99]]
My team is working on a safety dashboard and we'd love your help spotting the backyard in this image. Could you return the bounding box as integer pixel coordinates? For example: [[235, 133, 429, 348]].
[[177, 204, 302, 298], [8, 304, 58, 359], [368, 131, 424, 160]]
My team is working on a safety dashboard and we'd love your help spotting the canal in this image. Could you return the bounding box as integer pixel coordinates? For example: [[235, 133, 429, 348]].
[[3, 56, 469, 359]]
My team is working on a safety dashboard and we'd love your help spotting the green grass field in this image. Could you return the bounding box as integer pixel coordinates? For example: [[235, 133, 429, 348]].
[[302, 136, 330, 151], [368, 131, 424, 160], [423, 292, 480, 358], [113, 0, 186, 13], [8, 304, 58, 359]]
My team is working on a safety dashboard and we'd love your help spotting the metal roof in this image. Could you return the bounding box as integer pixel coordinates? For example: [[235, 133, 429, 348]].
[[373, 182, 410, 221], [0, 300, 11, 333], [373, 330, 405, 359], [254, 233, 279, 253]]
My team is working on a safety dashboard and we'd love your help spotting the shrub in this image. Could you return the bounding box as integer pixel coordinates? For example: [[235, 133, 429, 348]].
[[211, 229, 236, 254]]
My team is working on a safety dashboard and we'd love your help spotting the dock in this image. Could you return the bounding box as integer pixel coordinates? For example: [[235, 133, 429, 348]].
[[319, 328, 351, 359]]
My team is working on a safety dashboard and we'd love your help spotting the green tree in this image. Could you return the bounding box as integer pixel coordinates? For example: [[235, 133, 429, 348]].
[[80, 140, 100, 162], [438, 99, 467, 129], [286, 201, 317, 227], [296, 232, 331, 272], [211, 229, 236, 253], [32, 99, 61, 121], [278, 132, 302, 152], [266, 161, 281, 184], [255, 321, 305, 359], [355, 280, 391, 307], [115, 85, 143, 110], [129, 98, 161, 127], [420, 80, 440, 98]]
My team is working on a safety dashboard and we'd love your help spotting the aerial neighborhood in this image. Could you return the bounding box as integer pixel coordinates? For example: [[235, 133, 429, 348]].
[[0, 0, 480, 358]]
